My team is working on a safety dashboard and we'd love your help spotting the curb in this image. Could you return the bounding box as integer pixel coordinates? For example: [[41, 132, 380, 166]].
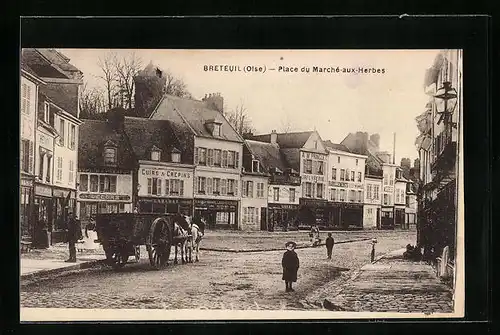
[[200, 237, 372, 253], [20, 258, 107, 282]]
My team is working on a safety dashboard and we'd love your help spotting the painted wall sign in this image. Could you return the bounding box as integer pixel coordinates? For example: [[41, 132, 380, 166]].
[[53, 189, 75, 198], [79, 193, 131, 201], [268, 203, 299, 210], [141, 168, 191, 179], [329, 181, 349, 188], [79, 168, 132, 175], [383, 186, 394, 192], [21, 179, 34, 187], [139, 197, 192, 205], [35, 184, 52, 197], [301, 151, 327, 160], [302, 174, 325, 182]]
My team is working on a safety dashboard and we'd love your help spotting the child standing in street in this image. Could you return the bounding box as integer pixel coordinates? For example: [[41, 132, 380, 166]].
[[282, 241, 300, 292], [325, 232, 335, 259]]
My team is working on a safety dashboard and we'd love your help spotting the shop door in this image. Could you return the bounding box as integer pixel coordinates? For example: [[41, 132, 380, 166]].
[[381, 211, 394, 229], [260, 207, 267, 231], [376, 208, 381, 229]]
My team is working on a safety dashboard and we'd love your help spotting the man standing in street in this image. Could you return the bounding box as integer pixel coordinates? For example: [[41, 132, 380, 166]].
[[325, 232, 335, 259], [65, 209, 82, 263]]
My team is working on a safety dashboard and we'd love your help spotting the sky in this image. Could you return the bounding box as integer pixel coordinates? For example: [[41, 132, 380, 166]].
[[58, 49, 440, 162]]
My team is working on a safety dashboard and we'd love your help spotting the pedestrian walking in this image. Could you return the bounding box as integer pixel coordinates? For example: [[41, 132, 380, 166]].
[[65, 210, 82, 263], [325, 232, 335, 259], [282, 241, 300, 292]]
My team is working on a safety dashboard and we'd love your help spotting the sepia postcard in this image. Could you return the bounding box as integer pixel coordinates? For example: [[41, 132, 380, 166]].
[[19, 48, 464, 321]]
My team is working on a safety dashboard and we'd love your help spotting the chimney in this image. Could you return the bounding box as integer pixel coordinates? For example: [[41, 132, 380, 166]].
[[270, 129, 278, 146], [203, 92, 224, 113], [370, 133, 380, 149]]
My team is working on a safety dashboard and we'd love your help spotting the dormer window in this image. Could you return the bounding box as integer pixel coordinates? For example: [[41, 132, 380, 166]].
[[171, 148, 181, 163], [151, 145, 161, 161], [252, 160, 260, 173], [103, 140, 117, 166], [205, 118, 222, 136]]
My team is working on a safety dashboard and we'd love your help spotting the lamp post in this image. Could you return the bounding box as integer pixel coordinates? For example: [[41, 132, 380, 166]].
[[434, 81, 458, 129]]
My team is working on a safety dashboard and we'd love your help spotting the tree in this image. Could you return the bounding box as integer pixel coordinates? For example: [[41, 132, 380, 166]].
[[113, 52, 143, 109], [164, 71, 192, 98], [97, 52, 118, 110], [79, 83, 107, 119], [224, 101, 255, 136]]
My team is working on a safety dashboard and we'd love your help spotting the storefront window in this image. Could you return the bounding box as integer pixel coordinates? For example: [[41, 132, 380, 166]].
[[90, 175, 98, 192], [317, 184, 324, 198], [99, 175, 117, 193], [79, 174, 89, 191]]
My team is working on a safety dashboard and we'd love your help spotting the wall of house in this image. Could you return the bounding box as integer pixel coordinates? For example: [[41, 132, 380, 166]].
[[137, 163, 194, 199], [327, 150, 366, 202], [363, 205, 379, 229], [241, 174, 268, 230], [394, 181, 407, 206], [52, 112, 79, 191], [20, 76, 37, 175], [267, 184, 301, 205], [300, 149, 328, 199], [382, 164, 397, 206]]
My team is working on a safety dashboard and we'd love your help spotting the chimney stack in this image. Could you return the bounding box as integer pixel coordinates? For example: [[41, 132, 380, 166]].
[[203, 92, 224, 113], [270, 129, 278, 146]]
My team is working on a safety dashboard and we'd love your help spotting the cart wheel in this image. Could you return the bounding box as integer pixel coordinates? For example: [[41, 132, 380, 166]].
[[111, 250, 129, 269], [148, 216, 172, 270]]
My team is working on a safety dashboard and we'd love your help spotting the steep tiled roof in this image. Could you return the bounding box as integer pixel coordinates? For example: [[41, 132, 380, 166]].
[[124, 117, 194, 164], [20, 61, 43, 81], [323, 140, 351, 153], [244, 140, 288, 172], [78, 120, 136, 170], [40, 83, 79, 117], [22, 48, 80, 80], [251, 131, 314, 149], [152, 94, 243, 142]]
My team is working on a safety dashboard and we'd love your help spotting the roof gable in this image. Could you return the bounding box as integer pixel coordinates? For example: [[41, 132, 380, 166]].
[[244, 140, 288, 173]]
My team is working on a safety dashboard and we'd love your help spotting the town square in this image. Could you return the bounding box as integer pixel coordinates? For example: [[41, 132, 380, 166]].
[[19, 48, 462, 317]]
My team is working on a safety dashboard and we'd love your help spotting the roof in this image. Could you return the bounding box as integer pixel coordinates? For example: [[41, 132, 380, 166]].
[[244, 140, 288, 172], [323, 140, 351, 153], [152, 94, 243, 142], [22, 49, 81, 80], [37, 49, 81, 75], [20, 61, 45, 83], [281, 148, 301, 172], [40, 83, 79, 117], [250, 131, 314, 149], [78, 120, 136, 170], [123, 117, 194, 164], [138, 61, 163, 77]]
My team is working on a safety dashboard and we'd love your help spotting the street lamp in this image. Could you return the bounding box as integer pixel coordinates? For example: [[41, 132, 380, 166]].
[[434, 81, 458, 128]]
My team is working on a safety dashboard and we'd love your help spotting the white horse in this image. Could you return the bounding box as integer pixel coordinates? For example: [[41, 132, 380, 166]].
[[184, 216, 205, 262], [172, 215, 190, 265]]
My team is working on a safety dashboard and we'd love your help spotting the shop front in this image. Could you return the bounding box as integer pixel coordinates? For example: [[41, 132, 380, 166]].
[[79, 193, 133, 224], [298, 198, 328, 227], [138, 197, 193, 216], [267, 203, 299, 231], [33, 183, 53, 248], [51, 187, 77, 244], [380, 206, 395, 229], [395, 205, 407, 229], [326, 202, 364, 229], [194, 199, 239, 230], [20, 177, 34, 239]]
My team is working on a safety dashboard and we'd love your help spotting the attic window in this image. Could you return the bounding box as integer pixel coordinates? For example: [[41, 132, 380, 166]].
[[171, 148, 181, 163], [151, 146, 161, 161], [252, 160, 260, 173], [205, 119, 222, 136], [213, 123, 221, 136], [314, 141, 318, 149], [103, 140, 117, 166]]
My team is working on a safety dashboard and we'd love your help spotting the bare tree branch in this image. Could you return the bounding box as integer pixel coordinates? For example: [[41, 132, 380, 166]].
[[97, 52, 118, 109], [224, 100, 255, 136], [113, 52, 143, 109]]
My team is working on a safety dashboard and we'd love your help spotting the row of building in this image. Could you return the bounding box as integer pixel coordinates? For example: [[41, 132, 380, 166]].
[[20, 49, 418, 247]]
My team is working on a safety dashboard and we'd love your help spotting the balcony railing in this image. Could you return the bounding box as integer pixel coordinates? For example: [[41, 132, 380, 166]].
[[269, 174, 301, 186]]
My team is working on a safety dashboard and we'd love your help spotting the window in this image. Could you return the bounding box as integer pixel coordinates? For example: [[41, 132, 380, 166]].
[[374, 186, 380, 200], [357, 172, 362, 182], [356, 159, 358, 166], [384, 174, 388, 185], [241, 180, 247, 198], [104, 147, 117, 165], [90, 175, 98, 192], [246, 181, 254, 198], [214, 149, 221, 166], [199, 148, 207, 165], [330, 188, 337, 201], [222, 150, 228, 167], [79, 174, 88, 192], [331, 168, 337, 180], [59, 119, 65, 146], [171, 151, 181, 163], [289, 188, 295, 202], [69, 124, 76, 150], [207, 149, 214, 166], [46, 155, 52, 182], [390, 174, 394, 185], [38, 151, 44, 179], [337, 156, 340, 163], [43, 102, 50, 122], [213, 124, 221, 136], [317, 161, 324, 175], [252, 160, 260, 173], [206, 177, 213, 194], [383, 194, 389, 205], [151, 148, 161, 161], [349, 190, 355, 202], [313, 140, 318, 149], [304, 182, 313, 198], [316, 183, 324, 198], [147, 177, 161, 195], [340, 169, 345, 181], [21, 83, 31, 115], [367, 185, 372, 199], [358, 190, 362, 202], [68, 160, 74, 184], [100, 175, 117, 193], [21, 139, 30, 173], [228, 151, 235, 168], [213, 178, 221, 195], [257, 182, 264, 198], [169, 179, 184, 196], [273, 187, 280, 201], [304, 159, 313, 174], [221, 179, 227, 195], [406, 195, 410, 206], [227, 179, 235, 195], [350, 171, 355, 181], [340, 189, 346, 201], [56, 157, 63, 181]]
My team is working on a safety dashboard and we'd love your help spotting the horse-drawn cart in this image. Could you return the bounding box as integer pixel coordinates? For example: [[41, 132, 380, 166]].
[[95, 213, 175, 270]]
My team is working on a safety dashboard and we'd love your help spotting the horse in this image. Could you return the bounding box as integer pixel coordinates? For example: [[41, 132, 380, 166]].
[[171, 214, 191, 264], [185, 215, 205, 262]]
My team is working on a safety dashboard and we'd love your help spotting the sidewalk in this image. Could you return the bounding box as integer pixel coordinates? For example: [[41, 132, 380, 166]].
[[323, 248, 454, 314], [20, 243, 106, 279]]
